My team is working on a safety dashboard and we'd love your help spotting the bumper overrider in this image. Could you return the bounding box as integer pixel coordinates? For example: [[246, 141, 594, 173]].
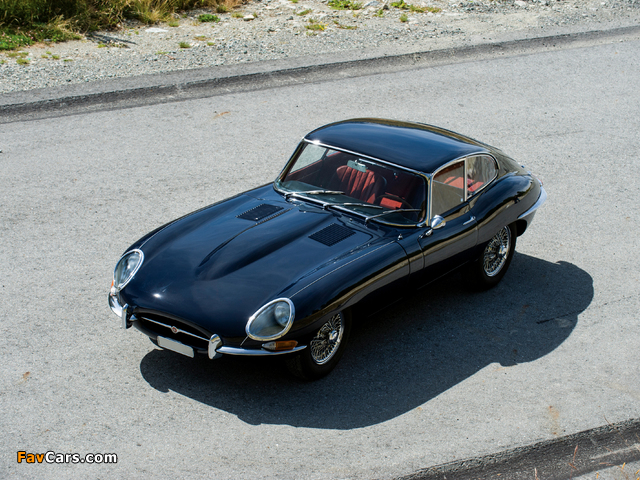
[[108, 293, 306, 359]]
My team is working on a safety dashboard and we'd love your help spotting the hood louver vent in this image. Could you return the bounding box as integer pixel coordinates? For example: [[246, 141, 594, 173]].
[[309, 224, 355, 246], [237, 204, 284, 222]]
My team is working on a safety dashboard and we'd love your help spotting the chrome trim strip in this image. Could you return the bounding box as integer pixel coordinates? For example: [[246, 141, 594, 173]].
[[518, 186, 547, 220], [463, 215, 476, 226], [139, 316, 210, 343], [217, 345, 307, 356]]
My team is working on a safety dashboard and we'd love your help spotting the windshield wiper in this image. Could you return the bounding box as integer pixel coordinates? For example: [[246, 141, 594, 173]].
[[324, 202, 384, 211], [364, 208, 421, 225], [284, 190, 344, 199]]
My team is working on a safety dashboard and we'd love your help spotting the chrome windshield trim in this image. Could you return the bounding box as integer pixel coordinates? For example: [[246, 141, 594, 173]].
[[518, 186, 547, 219], [298, 139, 430, 178], [139, 316, 210, 343], [217, 345, 307, 356], [273, 140, 430, 227]]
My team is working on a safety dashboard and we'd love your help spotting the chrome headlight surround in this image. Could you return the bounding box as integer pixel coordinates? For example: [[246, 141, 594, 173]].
[[112, 249, 144, 294], [246, 298, 295, 341]]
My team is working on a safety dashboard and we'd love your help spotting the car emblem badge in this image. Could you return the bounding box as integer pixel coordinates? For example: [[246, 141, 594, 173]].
[[171, 326, 178, 334]]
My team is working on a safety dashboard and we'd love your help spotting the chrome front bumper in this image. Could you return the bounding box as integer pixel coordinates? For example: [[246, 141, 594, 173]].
[[518, 186, 547, 222], [108, 293, 306, 359]]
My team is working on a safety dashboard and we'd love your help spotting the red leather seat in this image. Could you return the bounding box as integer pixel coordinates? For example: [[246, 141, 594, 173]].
[[329, 165, 385, 203]]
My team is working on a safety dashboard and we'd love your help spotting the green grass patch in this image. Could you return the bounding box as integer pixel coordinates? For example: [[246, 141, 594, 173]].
[[305, 19, 326, 30], [16, 57, 30, 65], [374, 8, 384, 16], [216, 4, 228, 12], [231, 12, 243, 18], [296, 9, 312, 15], [167, 20, 180, 27], [399, 12, 408, 21], [178, 41, 191, 48], [333, 20, 356, 29], [328, 0, 362, 9], [198, 13, 220, 22]]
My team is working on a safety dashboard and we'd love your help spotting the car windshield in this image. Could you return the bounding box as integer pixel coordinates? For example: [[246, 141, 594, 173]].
[[275, 142, 426, 226]]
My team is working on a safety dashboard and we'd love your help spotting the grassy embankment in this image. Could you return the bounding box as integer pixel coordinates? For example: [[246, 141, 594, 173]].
[[0, 0, 233, 50]]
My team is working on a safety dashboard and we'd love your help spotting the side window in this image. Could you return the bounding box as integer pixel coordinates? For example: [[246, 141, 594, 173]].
[[431, 161, 465, 217], [467, 155, 497, 196]]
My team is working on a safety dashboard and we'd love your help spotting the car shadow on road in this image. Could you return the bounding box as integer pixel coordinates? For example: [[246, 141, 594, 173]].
[[139, 252, 593, 429]]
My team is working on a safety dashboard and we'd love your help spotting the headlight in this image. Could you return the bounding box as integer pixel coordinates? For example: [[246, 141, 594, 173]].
[[246, 298, 295, 341], [112, 249, 144, 293]]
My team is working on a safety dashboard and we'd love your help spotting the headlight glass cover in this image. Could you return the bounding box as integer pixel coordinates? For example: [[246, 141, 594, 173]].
[[246, 298, 295, 341], [113, 249, 144, 292]]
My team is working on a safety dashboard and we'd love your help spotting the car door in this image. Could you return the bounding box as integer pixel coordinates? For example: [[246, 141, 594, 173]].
[[416, 160, 479, 285]]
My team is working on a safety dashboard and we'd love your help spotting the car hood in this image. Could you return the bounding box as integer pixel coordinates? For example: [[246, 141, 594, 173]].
[[121, 187, 390, 338]]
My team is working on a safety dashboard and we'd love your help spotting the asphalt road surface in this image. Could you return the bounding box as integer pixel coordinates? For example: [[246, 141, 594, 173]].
[[1, 32, 639, 479]]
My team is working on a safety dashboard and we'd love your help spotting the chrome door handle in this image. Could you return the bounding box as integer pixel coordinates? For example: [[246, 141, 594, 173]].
[[463, 216, 476, 226]]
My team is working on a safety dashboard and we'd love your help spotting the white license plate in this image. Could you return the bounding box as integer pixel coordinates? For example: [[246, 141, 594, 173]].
[[157, 336, 194, 358]]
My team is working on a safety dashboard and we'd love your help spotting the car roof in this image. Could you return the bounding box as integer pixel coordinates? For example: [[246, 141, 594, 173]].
[[304, 118, 492, 174]]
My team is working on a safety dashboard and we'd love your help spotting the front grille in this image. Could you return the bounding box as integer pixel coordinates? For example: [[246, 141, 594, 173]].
[[309, 223, 355, 246], [137, 313, 210, 351]]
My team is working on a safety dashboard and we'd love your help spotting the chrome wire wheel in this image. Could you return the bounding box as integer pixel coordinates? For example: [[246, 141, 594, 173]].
[[309, 313, 344, 365], [483, 226, 512, 277]]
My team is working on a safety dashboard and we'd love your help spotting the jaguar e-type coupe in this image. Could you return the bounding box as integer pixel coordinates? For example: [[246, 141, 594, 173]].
[[109, 118, 546, 379]]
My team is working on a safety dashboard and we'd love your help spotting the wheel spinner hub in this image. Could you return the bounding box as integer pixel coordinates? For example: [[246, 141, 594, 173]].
[[309, 313, 344, 365]]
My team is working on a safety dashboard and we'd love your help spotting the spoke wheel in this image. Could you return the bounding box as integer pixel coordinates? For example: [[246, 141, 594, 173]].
[[285, 311, 351, 380], [482, 226, 511, 277], [309, 313, 344, 365], [469, 224, 516, 290]]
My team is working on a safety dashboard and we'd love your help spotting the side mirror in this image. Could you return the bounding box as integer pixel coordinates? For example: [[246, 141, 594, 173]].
[[419, 215, 446, 239], [430, 215, 446, 230]]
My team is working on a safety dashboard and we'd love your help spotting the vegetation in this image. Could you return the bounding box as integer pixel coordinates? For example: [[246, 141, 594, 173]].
[[390, 0, 441, 13], [197, 13, 219, 22], [0, 0, 241, 50], [328, 0, 362, 10], [399, 12, 408, 21], [305, 19, 325, 30], [178, 40, 191, 47], [333, 20, 356, 29], [296, 8, 312, 15]]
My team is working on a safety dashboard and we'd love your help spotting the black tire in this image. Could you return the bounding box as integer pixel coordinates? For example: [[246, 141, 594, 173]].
[[285, 311, 351, 380], [469, 224, 516, 290]]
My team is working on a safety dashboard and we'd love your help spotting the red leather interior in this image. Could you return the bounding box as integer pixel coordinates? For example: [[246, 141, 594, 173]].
[[379, 197, 403, 209], [330, 165, 382, 203]]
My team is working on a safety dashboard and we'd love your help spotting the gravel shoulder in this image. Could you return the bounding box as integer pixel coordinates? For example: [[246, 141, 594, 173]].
[[1, 0, 639, 94]]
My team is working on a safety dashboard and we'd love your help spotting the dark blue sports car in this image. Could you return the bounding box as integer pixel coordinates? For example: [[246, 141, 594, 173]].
[[109, 119, 546, 379]]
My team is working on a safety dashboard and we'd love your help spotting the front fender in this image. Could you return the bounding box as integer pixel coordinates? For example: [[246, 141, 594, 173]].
[[286, 240, 409, 339]]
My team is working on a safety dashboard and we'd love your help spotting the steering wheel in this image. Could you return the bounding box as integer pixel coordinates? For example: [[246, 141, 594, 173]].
[[378, 194, 414, 210]]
